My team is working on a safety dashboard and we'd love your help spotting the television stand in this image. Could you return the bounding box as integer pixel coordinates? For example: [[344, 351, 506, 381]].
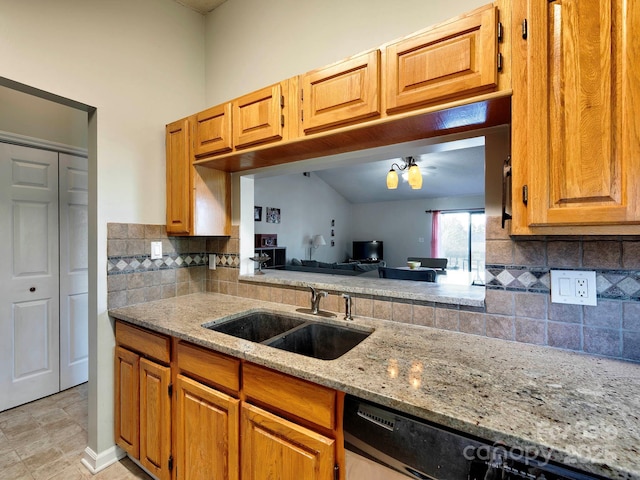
[[350, 258, 382, 264]]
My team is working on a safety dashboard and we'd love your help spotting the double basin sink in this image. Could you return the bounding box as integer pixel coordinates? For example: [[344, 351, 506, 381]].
[[202, 310, 373, 360]]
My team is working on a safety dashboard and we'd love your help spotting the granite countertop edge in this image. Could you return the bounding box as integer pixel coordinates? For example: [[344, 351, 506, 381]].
[[109, 293, 640, 480], [238, 270, 485, 307]]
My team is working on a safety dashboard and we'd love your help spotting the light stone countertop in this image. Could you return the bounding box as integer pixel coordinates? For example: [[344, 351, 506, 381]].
[[239, 269, 486, 307], [109, 293, 640, 480]]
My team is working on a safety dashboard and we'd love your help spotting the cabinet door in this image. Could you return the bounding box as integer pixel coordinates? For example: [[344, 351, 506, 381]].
[[385, 5, 498, 113], [301, 50, 380, 134], [175, 374, 240, 480], [194, 103, 233, 157], [139, 358, 172, 480], [241, 403, 335, 480], [233, 83, 285, 149], [114, 346, 140, 458], [166, 117, 192, 235], [512, 0, 640, 231]]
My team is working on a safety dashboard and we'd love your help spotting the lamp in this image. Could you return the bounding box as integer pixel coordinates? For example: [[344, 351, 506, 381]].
[[309, 234, 326, 259], [386, 156, 423, 190]]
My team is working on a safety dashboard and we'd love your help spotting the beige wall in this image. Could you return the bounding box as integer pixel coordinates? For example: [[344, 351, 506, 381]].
[[0, 86, 88, 148], [0, 0, 206, 463], [204, 0, 489, 105]]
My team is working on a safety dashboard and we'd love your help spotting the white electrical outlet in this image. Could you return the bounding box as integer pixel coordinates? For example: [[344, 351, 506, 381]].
[[208, 254, 216, 270], [550, 270, 597, 306], [150, 241, 163, 260]]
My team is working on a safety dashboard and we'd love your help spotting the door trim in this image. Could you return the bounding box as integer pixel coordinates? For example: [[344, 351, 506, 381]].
[[0, 130, 87, 157]]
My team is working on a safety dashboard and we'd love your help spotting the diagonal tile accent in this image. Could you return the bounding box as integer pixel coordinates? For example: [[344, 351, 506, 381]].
[[486, 265, 640, 302]]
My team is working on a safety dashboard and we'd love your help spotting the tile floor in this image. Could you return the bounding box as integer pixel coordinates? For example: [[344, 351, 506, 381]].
[[0, 383, 151, 480]]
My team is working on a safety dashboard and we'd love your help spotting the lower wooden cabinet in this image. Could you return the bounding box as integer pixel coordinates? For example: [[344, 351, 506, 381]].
[[241, 403, 336, 480], [113, 322, 344, 480], [175, 374, 240, 480], [139, 359, 171, 479], [114, 346, 140, 458], [114, 322, 172, 480]]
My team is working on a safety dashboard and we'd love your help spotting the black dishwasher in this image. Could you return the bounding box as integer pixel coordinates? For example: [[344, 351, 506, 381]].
[[343, 395, 607, 480]]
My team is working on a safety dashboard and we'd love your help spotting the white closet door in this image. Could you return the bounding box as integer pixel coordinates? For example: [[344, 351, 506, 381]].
[[0, 144, 60, 411], [59, 153, 88, 390]]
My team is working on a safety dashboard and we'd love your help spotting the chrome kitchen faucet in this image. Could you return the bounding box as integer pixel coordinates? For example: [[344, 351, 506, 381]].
[[309, 286, 328, 314]]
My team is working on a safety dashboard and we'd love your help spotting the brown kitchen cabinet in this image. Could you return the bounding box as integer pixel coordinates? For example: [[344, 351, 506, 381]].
[[241, 403, 335, 480], [113, 321, 346, 480], [165, 116, 231, 236], [384, 4, 499, 113], [185, 3, 510, 174], [193, 103, 233, 158], [114, 322, 172, 480], [510, 0, 640, 235], [175, 375, 240, 480], [300, 50, 381, 134], [174, 341, 241, 480], [232, 80, 295, 150], [166, 117, 191, 235], [242, 363, 340, 480]]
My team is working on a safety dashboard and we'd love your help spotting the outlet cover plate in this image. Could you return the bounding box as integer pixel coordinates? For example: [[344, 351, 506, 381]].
[[550, 270, 597, 306]]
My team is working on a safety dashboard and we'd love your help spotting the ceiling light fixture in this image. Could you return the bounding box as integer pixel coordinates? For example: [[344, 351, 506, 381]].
[[386, 156, 423, 190]]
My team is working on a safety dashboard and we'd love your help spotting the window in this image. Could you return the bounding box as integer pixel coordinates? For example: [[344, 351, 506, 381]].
[[439, 211, 485, 279]]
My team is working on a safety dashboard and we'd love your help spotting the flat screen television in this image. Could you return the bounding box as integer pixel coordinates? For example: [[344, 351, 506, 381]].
[[352, 241, 383, 261]]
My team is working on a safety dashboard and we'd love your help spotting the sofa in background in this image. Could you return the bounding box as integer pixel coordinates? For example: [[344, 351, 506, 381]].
[[284, 258, 385, 276], [407, 257, 448, 271]]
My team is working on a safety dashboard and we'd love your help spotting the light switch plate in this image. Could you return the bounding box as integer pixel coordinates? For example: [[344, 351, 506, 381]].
[[550, 270, 597, 306], [150, 241, 162, 260], [208, 254, 216, 270]]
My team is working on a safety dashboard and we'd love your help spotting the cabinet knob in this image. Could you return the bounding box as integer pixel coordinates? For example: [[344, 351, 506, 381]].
[[29, 287, 36, 292]]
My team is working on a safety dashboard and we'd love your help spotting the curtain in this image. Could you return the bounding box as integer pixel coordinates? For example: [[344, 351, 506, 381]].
[[430, 210, 440, 257]]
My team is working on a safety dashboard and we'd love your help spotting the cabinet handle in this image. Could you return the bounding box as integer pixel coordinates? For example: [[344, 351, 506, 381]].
[[522, 19, 528, 39], [501, 156, 512, 229]]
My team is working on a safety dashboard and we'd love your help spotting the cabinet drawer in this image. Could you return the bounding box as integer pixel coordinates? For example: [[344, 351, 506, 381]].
[[243, 363, 336, 430], [177, 341, 240, 393], [385, 5, 497, 112], [115, 321, 170, 364]]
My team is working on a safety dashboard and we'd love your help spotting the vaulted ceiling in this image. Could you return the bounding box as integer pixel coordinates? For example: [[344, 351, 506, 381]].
[[173, 0, 227, 14]]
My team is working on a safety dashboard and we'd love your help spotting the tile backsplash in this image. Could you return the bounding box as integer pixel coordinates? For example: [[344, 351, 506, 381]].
[[107, 220, 639, 363], [106, 223, 239, 309]]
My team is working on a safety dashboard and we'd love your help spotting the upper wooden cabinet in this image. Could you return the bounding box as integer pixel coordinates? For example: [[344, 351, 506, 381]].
[[385, 4, 499, 113], [233, 82, 290, 150], [510, 0, 640, 234], [194, 103, 233, 157], [300, 50, 381, 134], [166, 117, 191, 235], [165, 116, 231, 236]]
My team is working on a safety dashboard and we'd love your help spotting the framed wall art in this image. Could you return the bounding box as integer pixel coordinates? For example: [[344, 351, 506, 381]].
[[254, 206, 262, 221], [266, 207, 281, 224]]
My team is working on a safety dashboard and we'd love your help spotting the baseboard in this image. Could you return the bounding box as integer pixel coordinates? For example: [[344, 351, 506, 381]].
[[80, 444, 125, 474]]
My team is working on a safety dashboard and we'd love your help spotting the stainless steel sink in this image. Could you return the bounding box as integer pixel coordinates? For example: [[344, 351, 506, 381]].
[[267, 323, 371, 360], [202, 310, 372, 360], [203, 311, 306, 342]]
